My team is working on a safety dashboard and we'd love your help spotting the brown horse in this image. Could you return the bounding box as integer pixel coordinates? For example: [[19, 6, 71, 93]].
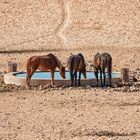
[[26, 53, 66, 87], [93, 53, 112, 87], [67, 53, 87, 86]]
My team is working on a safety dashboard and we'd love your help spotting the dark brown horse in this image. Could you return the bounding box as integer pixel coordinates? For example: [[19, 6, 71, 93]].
[[26, 53, 66, 87], [67, 53, 87, 86], [93, 53, 112, 87]]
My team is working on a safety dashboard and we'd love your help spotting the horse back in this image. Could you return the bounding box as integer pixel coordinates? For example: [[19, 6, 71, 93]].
[[27, 54, 57, 71], [93, 53, 112, 69], [100, 53, 112, 71], [27, 56, 40, 67], [101, 53, 112, 65], [67, 54, 84, 71]]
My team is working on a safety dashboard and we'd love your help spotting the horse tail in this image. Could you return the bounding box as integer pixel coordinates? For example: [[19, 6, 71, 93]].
[[70, 56, 74, 77], [107, 56, 112, 86], [26, 57, 33, 76], [107, 55, 112, 73]]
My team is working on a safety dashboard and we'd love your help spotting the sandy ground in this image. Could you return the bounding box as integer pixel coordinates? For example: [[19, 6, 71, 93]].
[[0, 89, 140, 140], [0, 47, 140, 140]]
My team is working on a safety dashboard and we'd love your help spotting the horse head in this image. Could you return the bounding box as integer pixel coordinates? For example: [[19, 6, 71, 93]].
[[60, 65, 66, 79]]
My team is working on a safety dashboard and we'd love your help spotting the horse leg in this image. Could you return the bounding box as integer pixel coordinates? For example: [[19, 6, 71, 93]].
[[26, 68, 31, 88], [103, 69, 106, 87], [50, 69, 55, 86], [100, 70, 103, 87], [26, 68, 36, 88], [26, 75, 30, 88], [108, 67, 112, 87], [70, 71, 74, 87], [94, 70, 99, 87], [108, 73, 112, 87], [27, 74, 32, 88], [71, 77, 74, 87], [78, 71, 81, 86], [74, 71, 77, 86]]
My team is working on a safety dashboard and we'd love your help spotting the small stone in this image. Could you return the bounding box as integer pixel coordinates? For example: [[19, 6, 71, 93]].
[[136, 108, 139, 112], [113, 84, 118, 88], [59, 87, 63, 90], [62, 85, 67, 88], [45, 84, 52, 88], [91, 88, 96, 91], [103, 87, 108, 91], [17, 127, 20, 129], [39, 85, 45, 90], [113, 88, 122, 92], [68, 122, 72, 125], [133, 82, 140, 88], [122, 86, 130, 92], [130, 86, 139, 92], [69, 87, 73, 90], [86, 85, 91, 89], [78, 86, 85, 89], [33, 87, 38, 90], [125, 82, 133, 86], [132, 76, 138, 82], [75, 108, 77, 111], [44, 88, 51, 92], [136, 68, 140, 71], [15, 86, 19, 90], [117, 82, 123, 87]]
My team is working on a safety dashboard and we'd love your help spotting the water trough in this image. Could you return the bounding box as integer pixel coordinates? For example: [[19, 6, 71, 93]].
[[4, 71, 121, 87]]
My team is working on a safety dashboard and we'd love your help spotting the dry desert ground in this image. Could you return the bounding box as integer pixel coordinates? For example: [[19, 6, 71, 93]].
[[0, 47, 140, 140]]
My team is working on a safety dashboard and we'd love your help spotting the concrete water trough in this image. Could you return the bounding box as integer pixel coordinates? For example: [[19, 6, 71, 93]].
[[4, 71, 121, 87]]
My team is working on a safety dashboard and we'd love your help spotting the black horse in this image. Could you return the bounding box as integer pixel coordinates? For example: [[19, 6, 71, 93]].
[[67, 53, 87, 86], [93, 53, 112, 87]]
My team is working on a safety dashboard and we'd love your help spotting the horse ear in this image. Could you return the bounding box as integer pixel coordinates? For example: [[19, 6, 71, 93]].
[[70, 53, 73, 56], [94, 52, 100, 57]]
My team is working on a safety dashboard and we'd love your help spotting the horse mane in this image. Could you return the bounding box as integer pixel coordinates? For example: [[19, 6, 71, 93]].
[[48, 53, 63, 69], [78, 53, 85, 61]]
